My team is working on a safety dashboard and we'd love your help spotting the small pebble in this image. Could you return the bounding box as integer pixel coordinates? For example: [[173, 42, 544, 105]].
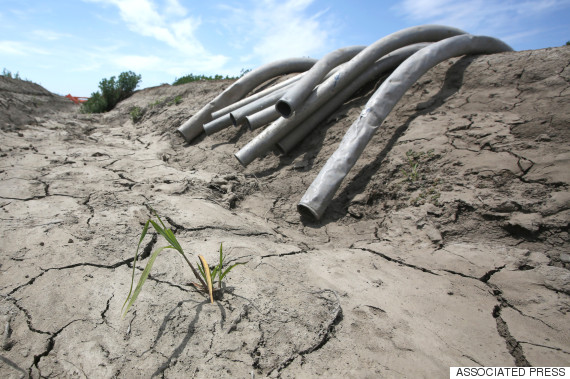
[[68, 238, 74, 243]]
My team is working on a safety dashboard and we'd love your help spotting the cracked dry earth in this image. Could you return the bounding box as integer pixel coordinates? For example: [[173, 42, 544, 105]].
[[1, 46, 569, 378]]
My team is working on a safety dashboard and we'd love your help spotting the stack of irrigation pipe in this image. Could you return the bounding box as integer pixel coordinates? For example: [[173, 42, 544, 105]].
[[175, 24, 512, 221], [233, 24, 466, 166], [298, 34, 512, 220], [177, 57, 317, 141]]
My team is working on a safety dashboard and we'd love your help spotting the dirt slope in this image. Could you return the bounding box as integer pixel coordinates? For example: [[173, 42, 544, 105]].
[[0, 46, 569, 378]]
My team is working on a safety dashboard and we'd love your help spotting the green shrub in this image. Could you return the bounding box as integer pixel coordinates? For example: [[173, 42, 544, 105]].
[[81, 71, 141, 113], [130, 106, 144, 123], [169, 95, 182, 105], [172, 71, 250, 86], [1, 68, 21, 80]]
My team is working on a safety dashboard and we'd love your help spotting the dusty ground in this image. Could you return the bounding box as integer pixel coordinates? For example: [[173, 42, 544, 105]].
[[1, 46, 569, 378]]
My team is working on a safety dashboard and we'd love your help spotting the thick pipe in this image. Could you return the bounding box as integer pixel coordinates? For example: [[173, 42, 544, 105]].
[[298, 35, 513, 221], [245, 106, 281, 131], [234, 25, 466, 166], [177, 57, 317, 142], [276, 43, 429, 154], [211, 72, 305, 120], [276, 45, 366, 118]]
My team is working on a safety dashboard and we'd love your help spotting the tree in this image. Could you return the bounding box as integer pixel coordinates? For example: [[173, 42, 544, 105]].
[[81, 71, 141, 113]]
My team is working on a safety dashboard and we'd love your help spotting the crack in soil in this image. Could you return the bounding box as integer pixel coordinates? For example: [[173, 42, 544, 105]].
[[270, 289, 343, 376], [355, 247, 439, 276], [492, 304, 531, 367], [29, 319, 82, 378]]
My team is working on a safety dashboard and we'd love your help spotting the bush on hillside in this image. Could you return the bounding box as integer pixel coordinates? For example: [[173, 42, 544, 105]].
[[81, 71, 141, 113], [172, 69, 251, 86]]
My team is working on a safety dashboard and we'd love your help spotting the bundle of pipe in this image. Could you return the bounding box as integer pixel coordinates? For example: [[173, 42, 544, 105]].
[[298, 34, 513, 220], [178, 57, 318, 141], [176, 25, 512, 221]]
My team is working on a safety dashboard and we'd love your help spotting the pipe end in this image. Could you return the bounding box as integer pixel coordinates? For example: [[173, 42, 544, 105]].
[[244, 116, 253, 131], [229, 113, 238, 126], [275, 100, 293, 118], [297, 202, 321, 221], [233, 152, 248, 167]]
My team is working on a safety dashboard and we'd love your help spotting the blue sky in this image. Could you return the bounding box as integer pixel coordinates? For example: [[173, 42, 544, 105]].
[[1, 0, 569, 96]]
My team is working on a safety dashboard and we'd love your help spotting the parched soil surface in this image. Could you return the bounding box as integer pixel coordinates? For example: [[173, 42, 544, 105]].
[[1, 46, 569, 378]]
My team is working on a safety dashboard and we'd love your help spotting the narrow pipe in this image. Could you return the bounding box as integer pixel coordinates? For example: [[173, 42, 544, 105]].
[[211, 72, 305, 120], [276, 43, 429, 154], [276, 45, 366, 118], [245, 106, 281, 131], [229, 62, 347, 128], [235, 25, 466, 167], [229, 85, 290, 126], [298, 34, 513, 221], [177, 57, 317, 142], [203, 113, 233, 135]]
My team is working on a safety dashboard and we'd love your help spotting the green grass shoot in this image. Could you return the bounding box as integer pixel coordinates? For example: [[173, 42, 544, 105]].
[[122, 209, 245, 318]]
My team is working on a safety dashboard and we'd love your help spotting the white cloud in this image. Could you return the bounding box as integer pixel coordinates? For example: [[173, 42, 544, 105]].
[[84, 0, 229, 71], [0, 41, 50, 56], [32, 29, 72, 41], [394, 0, 570, 34], [218, 0, 334, 63], [112, 54, 163, 70]]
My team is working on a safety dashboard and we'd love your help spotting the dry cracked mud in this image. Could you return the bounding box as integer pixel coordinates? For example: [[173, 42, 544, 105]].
[[1, 46, 569, 378]]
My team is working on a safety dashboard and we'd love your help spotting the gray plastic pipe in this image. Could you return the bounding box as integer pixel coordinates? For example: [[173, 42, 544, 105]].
[[229, 85, 290, 127], [245, 106, 281, 130], [276, 45, 366, 118], [276, 43, 429, 154], [211, 72, 305, 120], [177, 57, 317, 141], [228, 62, 348, 129], [234, 25, 466, 166], [203, 113, 234, 135], [297, 34, 513, 221]]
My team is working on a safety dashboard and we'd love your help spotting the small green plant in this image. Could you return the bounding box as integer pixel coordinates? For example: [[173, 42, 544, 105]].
[[1, 68, 21, 80], [130, 106, 144, 123], [82, 71, 141, 113], [400, 149, 434, 182], [169, 95, 182, 105], [197, 243, 245, 292], [149, 98, 165, 108], [122, 209, 245, 317]]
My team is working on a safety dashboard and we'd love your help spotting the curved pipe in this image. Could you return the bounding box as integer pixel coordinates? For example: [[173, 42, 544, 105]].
[[228, 62, 347, 130], [276, 43, 429, 154], [234, 25, 466, 166], [245, 106, 281, 131], [211, 72, 305, 120], [177, 57, 317, 142], [297, 35, 513, 221], [276, 45, 366, 118]]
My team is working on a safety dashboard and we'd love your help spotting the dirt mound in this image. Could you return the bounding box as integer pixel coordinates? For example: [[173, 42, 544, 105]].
[[1, 46, 568, 378], [0, 76, 76, 132]]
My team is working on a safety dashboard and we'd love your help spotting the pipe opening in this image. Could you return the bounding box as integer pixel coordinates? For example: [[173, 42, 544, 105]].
[[276, 100, 293, 118], [275, 142, 287, 155], [233, 153, 247, 167], [244, 116, 253, 131], [229, 113, 238, 126], [297, 203, 320, 221]]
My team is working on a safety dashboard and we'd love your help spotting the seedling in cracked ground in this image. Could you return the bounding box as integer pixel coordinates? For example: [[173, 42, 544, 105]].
[[121, 209, 245, 317]]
